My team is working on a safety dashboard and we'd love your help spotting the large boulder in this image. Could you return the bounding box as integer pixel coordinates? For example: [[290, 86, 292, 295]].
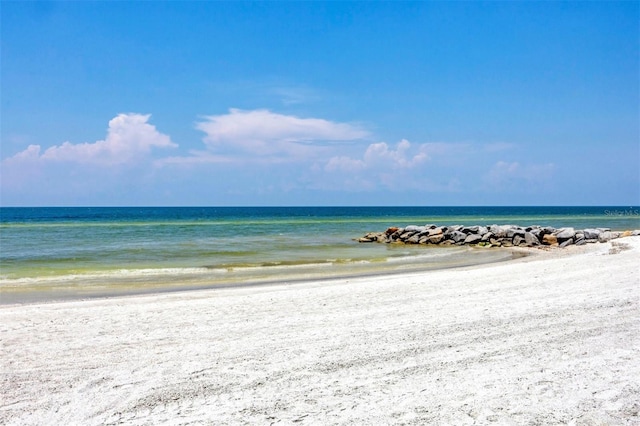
[[400, 231, 417, 240], [461, 225, 479, 234], [598, 231, 613, 243], [488, 224, 503, 236], [428, 234, 445, 244], [449, 230, 467, 243], [513, 235, 526, 246], [583, 229, 601, 239], [598, 231, 621, 243], [506, 227, 525, 238], [559, 238, 574, 248], [555, 227, 576, 240], [542, 234, 558, 245], [464, 234, 483, 245], [461, 225, 488, 235], [385, 227, 399, 236], [406, 234, 421, 244], [489, 237, 502, 246], [524, 231, 540, 246], [428, 227, 444, 237], [358, 232, 384, 243]]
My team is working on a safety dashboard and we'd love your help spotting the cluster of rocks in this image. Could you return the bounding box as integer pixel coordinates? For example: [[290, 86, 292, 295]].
[[358, 224, 640, 248]]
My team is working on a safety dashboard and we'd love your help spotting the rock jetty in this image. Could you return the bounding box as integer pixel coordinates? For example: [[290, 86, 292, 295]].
[[358, 224, 640, 248]]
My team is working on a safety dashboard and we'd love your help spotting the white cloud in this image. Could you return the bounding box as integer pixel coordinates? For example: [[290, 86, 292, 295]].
[[485, 161, 556, 189], [364, 139, 429, 169], [5, 113, 176, 166], [195, 108, 369, 158], [315, 139, 439, 193], [324, 156, 366, 173], [325, 139, 429, 173]]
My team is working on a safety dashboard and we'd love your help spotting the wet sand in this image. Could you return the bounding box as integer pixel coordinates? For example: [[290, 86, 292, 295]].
[[1, 238, 639, 425]]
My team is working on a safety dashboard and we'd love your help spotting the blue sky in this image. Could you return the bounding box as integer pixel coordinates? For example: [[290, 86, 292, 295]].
[[1, 1, 638, 206]]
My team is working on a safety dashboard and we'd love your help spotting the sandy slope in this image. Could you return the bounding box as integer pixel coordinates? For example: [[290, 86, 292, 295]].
[[1, 238, 639, 425]]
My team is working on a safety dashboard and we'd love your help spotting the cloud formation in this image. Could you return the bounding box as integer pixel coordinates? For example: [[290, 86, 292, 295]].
[[485, 161, 556, 189], [195, 109, 369, 158], [325, 139, 429, 173], [5, 113, 175, 166]]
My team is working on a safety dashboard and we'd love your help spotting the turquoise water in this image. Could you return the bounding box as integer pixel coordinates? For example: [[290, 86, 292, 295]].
[[1, 206, 638, 303]]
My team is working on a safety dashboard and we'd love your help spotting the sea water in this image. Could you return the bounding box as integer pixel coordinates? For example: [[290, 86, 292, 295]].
[[1, 206, 638, 303]]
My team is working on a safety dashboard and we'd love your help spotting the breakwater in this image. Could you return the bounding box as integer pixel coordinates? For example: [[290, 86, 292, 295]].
[[359, 224, 640, 248]]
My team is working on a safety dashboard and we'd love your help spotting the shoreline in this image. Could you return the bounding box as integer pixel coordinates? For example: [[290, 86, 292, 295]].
[[0, 245, 522, 306], [1, 237, 639, 424]]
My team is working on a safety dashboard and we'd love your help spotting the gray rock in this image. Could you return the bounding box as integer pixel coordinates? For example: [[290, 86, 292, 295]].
[[559, 238, 574, 248], [524, 232, 540, 246], [462, 225, 487, 235], [506, 227, 525, 238], [362, 223, 635, 248], [358, 232, 384, 243], [513, 235, 526, 246], [400, 231, 417, 240], [598, 231, 614, 243], [428, 227, 444, 237], [529, 228, 543, 239], [449, 231, 467, 243], [406, 234, 421, 244], [555, 227, 575, 240], [464, 234, 483, 244], [390, 229, 403, 240], [404, 225, 425, 233], [489, 225, 508, 238], [428, 234, 445, 244], [461, 225, 479, 234], [583, 229, 601, 239]]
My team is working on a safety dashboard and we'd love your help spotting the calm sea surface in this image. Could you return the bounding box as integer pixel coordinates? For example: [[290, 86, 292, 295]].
[[1, 206, 638, 303]]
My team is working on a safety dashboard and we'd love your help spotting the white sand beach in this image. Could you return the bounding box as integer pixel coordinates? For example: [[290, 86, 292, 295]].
[[1, 238, 639, 425]]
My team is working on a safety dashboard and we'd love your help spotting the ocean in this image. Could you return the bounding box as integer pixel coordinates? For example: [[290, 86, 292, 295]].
[[1, 206, 638, 303]]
